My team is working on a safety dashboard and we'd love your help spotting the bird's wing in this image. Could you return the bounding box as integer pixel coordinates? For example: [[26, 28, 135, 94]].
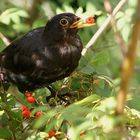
[[0, 28, 53, 82], [0, 28, 68, 90], [0, 29, 42, 73]]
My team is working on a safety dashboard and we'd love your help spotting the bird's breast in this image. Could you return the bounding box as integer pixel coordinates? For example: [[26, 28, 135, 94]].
[[43, 42, 81, 67], [58, 44, 81, 67]]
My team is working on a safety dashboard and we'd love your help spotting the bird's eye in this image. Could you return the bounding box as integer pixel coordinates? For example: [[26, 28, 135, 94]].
[[60, 18, 68, 26]]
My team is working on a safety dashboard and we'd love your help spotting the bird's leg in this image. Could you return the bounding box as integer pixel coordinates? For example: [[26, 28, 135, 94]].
[[46, 85, 57, 99], [46, 85, 70, 104]]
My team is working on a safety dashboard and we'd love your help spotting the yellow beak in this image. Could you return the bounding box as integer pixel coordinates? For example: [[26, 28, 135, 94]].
[[70, 17, 96, 29]]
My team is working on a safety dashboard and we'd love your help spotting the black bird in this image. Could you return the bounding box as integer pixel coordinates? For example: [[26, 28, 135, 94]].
[[0, 13, 95, 93]]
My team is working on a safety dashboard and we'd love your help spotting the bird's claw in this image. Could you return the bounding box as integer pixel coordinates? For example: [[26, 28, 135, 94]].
[[46, 86, 71, 106]]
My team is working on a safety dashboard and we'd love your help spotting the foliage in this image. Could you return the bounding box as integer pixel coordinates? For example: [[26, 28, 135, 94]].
[[0, 0, 140, 140]]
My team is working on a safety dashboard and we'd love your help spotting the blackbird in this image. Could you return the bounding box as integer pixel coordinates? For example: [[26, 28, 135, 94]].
[[0, 13, 95, 93]]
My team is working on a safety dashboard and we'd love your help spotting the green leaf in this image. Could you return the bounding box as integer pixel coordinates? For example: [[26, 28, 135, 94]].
[[128, 0, 138, 7], [128, 96, 140, 111], [96, 97, 117, 111], [121, 24, 131, 42], [56, 8, 64, 14], [16, 10, 28, 18], [125, 8, 136, 17], [0, 127, 11, 139], [91, 50, 110, 66], [75, 7, 83, 15], [75, 94, 101, 106], [117, 17, 126, 30], [32, 19, 46, 28], [0, 16, 11, 24], [0, 8, 28, 25], [12, 23, 29, 32], [71, 78, 81, 90], [63, 4, 74, 13], [84, 49, 95, 62], [11, 14, 20, 24], [115, 11, 124, 19], [86, 1, 97, 15], [80, 65, 95, 75], [97, 75, 114, 87], [33, 110, 56, 129], [97, 15, 106, 26], [61, 105, 91, 124]]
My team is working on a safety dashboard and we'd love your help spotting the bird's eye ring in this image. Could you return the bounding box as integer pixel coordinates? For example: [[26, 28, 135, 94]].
[[60, 18, 68, 26]]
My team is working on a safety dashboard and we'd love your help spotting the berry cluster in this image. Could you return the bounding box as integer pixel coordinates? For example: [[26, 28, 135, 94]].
[[20, 91, 43, 119], [20, 105, 30, 119], [49, 130, 56, 138], [25, 91, 36, 103]]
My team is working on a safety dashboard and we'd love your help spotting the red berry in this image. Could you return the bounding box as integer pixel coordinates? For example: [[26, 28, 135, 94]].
[[27, 96, 35, 103], [20, 105, 26, 111], [86, 17, 95, 24], [34, 112, 43, 118], [80, 131, 85, 136], [22, 109, 30, 119], [49, 130, 56, 138], [25, 91, 33, 97]]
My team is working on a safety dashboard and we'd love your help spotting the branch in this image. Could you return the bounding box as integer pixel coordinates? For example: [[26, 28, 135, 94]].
[[27, 0, 43, 25], [116, 0, 140, 115], [0, 32, 10, 46], [81, 0, 128, 56]]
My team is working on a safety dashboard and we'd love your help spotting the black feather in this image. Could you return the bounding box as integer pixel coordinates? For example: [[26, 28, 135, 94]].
[[0, 13, 83, 92]]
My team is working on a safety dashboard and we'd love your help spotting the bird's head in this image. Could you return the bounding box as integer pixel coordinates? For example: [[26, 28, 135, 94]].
[[44, 13, 96, 42]]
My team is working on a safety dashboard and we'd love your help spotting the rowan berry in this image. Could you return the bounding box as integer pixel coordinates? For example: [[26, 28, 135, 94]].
[[34, 111, 43, 118], [22, 109, 30, 119], [27, 96, 35, 103], [49, 130, 56, 138]]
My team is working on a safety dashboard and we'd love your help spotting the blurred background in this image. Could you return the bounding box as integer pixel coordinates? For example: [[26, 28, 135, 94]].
[[0, 0, 138, 97], [0, 0, 140, 112], [0, 0, 140, 139]]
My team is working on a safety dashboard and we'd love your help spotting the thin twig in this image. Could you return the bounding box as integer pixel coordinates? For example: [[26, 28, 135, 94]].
[[116, 0, 140, 114], [0, 32, 10, 46], [111, 21, 127, 56], [27, 0, 43, 25], [104, 0, 113, 14], [81, 0, 128, 56], [104, 0, 127, 57], [0, 91, 16, 140], [5, 109, 17, 140]]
